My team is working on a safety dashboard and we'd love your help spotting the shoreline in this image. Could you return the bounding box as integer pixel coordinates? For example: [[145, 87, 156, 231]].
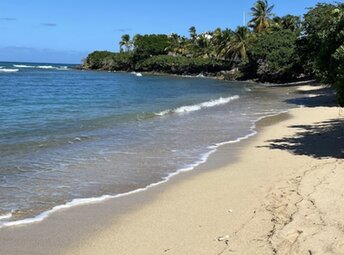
[[65, 105, 342, 255], [0, 100, 285, 229], [79, 67, 318, 87], [0, 75, 305, 229], [0, 106, 292, 255], [0, 85, 342, 255]]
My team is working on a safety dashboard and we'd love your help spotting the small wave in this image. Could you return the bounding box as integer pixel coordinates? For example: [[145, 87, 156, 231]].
[[0, 213, 12, 220], [13, 64, 32, 68], [37, 65, 54, 69], [0, 68, 19, 73], [0, 109, 288, 229], [13, 64, 69, 70], [131, 72, 142, 77], [155, 95, 239, 116]]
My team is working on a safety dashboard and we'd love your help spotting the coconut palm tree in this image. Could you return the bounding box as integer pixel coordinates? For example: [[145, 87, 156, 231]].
[[119, 34, 132, 52], [166, 33, 189, 56], [273, 15, 301, 32], [221, 26, 252, 63], [249, 0, 274, 33], [213, 28, 233, 59], [195, 32, 215, 58]]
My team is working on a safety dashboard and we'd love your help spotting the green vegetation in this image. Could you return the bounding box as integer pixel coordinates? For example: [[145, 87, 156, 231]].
[[83, 1, 344, 106], [249, 0, 274, 33], [119, 34, 133, 52], [83, 51, 132, 71], [133, 34, 171, 60], [249, 29, 301, 82], [136, 55, 231, 75], [299, 3, 344, 106]]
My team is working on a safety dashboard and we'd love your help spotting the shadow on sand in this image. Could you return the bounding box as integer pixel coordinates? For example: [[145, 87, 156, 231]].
[[262, 118, 344, 159], [286, 87, 338, 107]]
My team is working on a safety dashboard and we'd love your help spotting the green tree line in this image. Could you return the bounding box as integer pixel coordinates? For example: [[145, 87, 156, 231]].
[[83, 0, 344, 106]]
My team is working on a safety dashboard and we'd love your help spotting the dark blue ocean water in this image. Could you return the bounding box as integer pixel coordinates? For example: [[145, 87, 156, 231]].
[[0, 62, 293, 226]]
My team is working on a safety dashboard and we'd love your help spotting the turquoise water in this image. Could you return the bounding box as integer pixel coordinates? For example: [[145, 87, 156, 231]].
[[0, 62, 293, 226]]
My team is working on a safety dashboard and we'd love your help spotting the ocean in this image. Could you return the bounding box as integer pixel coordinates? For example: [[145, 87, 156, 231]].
[[0, 62, 294, 227]]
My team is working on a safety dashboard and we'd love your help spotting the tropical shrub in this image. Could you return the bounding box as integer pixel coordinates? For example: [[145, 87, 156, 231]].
[[249, 29, 301, 82], [83, 51, 114, 69], [136, 55, 232, 74], [133, 34, 171, 60], [333, 44, 344, 106], [83, 51, 132, 71], [300, 2, 344, 105], [302, 3, 344, 82]]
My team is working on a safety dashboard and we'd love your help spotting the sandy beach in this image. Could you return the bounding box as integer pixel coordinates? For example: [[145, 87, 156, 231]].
[[0, 86, 343, 255], [65, 111, 343, 255]]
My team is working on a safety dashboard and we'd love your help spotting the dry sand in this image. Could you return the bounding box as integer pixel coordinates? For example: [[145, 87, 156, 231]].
[[296, 84, 328, 92], [0, 86, 343, 255]]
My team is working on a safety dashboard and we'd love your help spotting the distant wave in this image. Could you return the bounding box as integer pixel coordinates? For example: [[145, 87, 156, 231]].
[[37, 65, 54, 69], [0, 68, 19, 73], [13, 64, 69, 70], [13, 65, 32, 68], [155, 95, 239, 116]]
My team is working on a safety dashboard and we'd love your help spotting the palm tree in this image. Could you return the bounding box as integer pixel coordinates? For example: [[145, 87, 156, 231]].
[[213, 28, 233, 59], [221, 26, 252, 63], [189, 26, 197, 41], [273, 15, 301, 32], [195, 32, 215, 58], [166, 34, 189, 56], [249, 0, 274, 33], [119, 34, 132, 52], [175, 37, 190, 56]]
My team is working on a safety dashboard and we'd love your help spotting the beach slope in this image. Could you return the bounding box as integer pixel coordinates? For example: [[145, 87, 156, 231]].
[[65, 105, 343, 254]]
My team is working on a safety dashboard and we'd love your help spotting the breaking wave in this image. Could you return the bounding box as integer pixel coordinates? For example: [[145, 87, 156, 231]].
[[0, 68, 19, 73], [155, 95, 239, 116]]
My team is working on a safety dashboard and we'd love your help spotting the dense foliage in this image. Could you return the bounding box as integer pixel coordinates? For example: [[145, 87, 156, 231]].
[[136, 55, 232, 74], [133, 34, 171, 60], [83, 51, 132, 71], [249, 29, 300, 82], [83, 1, 344, 105], [299, 3, 344, 105]]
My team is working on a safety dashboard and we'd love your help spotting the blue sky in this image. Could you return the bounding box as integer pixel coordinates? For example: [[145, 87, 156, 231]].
[[0, 0, 335, 63]]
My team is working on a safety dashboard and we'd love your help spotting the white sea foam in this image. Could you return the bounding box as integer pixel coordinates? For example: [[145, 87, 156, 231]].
[[0, 69, 19, 73], [56, 66, 69, 71], [13, 64, 32, 68], [0, 213, 12, 220], [131, 72, 142, 77], [13, 64, 69, 70], [38, 65, 54, 69], [0, 109, 288, 229], [155, 95, 239, 116]]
